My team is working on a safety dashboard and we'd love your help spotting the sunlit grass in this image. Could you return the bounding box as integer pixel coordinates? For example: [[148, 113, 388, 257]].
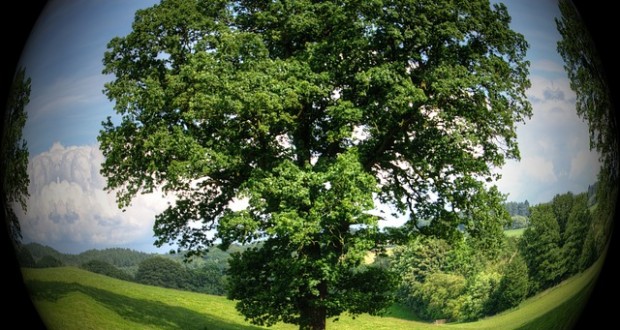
[[504, 228, 526, 237]]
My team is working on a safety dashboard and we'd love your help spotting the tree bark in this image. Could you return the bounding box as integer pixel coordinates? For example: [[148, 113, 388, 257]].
[[299, 281, 327, 330]]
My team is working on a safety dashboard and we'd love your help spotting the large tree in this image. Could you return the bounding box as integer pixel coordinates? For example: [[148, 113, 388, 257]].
[[99, 0, 530, 328], [551, 192, 574, 237], [520, 204, 564, 294], [562, 193, 590, 275], [1, 67, 30, 243]]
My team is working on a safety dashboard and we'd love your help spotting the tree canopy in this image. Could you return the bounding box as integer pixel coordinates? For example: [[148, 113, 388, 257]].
[[99, 0, 531, 328], [135, 256, 188, 289], [1, 67, 30, 243]]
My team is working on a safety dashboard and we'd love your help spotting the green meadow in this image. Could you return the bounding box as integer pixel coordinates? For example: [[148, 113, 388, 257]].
[[504, 228, 526, 238], [23, 254, 602, 330]]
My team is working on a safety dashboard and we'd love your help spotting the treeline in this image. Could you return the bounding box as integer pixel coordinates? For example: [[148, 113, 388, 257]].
[[80, 255, 229, 295], [17, 243, 235, 296], [132, 256, 228, 295], [503, 200, 529, 229], [520, 191, 607, 294], [503, 200, 530, 217], [386, 187, 608, 323], [18, 243, 154, 274]]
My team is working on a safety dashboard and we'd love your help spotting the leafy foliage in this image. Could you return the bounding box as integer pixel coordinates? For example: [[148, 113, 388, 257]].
[[520, 204, 564, 294], [561, 193, 590, 275], [588, 177, 617, 259], [185, 260, 228, 295], [509, 215, 528, 229], [556, 1, 617, 277], [555, 3, 617, 295], [551, 192, 574, 237], [487, 254, 528, 314], [458, 270, 501, 321], [1, 67, 30, 242], [391, 236, 453, 285], [518, 187, 608, 299], [411, 272, 467, 321], [99, 0, 531, 327], [391, 236, 508, 322], [136, 257, 189, 289]]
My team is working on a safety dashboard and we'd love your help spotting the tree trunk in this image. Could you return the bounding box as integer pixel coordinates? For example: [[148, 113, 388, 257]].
[[299, 304, 326, 330], [299, 279, 327, 330]]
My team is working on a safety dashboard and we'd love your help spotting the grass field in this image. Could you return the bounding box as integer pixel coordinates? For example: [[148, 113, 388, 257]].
[[504, 228, 526, 237], [23, 255, 603, 330]]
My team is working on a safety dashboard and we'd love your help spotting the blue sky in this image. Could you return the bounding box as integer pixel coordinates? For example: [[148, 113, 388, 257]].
[[16, 0, 600, 253], [20, 0, 159, 155]]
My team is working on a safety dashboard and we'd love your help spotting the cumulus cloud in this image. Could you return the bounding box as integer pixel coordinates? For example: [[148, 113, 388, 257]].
[[18, 143, 174, 253], [542, 88, 565, 101], [527, 76, 575, 107]]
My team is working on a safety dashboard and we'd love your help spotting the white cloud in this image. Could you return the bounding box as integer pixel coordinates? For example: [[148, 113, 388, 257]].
[[527, 76, 575, 108], [523, 155, 558, 183], [18, 143, 174, 253], [569, 149, 600, 180], [494, 73, 600, 204]]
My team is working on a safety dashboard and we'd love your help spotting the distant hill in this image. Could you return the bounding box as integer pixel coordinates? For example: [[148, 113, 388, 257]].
[[21, 242, 241, 270], [21, 243, 241, 295], [22, 243, 155, 270], [23, 243, 67, 262], [75, 248, 155, 268]]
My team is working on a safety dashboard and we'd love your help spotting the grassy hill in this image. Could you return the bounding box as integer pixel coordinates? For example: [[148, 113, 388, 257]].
[[23, 253, 603, 330]]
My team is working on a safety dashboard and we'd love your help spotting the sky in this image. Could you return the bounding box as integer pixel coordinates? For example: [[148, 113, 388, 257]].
[[14, 0, 600, 253]]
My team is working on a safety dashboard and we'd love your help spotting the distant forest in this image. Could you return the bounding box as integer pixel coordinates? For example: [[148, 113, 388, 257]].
[[502, 182, 597, 229]]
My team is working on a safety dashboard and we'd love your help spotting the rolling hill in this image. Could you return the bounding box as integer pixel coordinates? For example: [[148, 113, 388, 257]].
[[22, 252, 603, 330]]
